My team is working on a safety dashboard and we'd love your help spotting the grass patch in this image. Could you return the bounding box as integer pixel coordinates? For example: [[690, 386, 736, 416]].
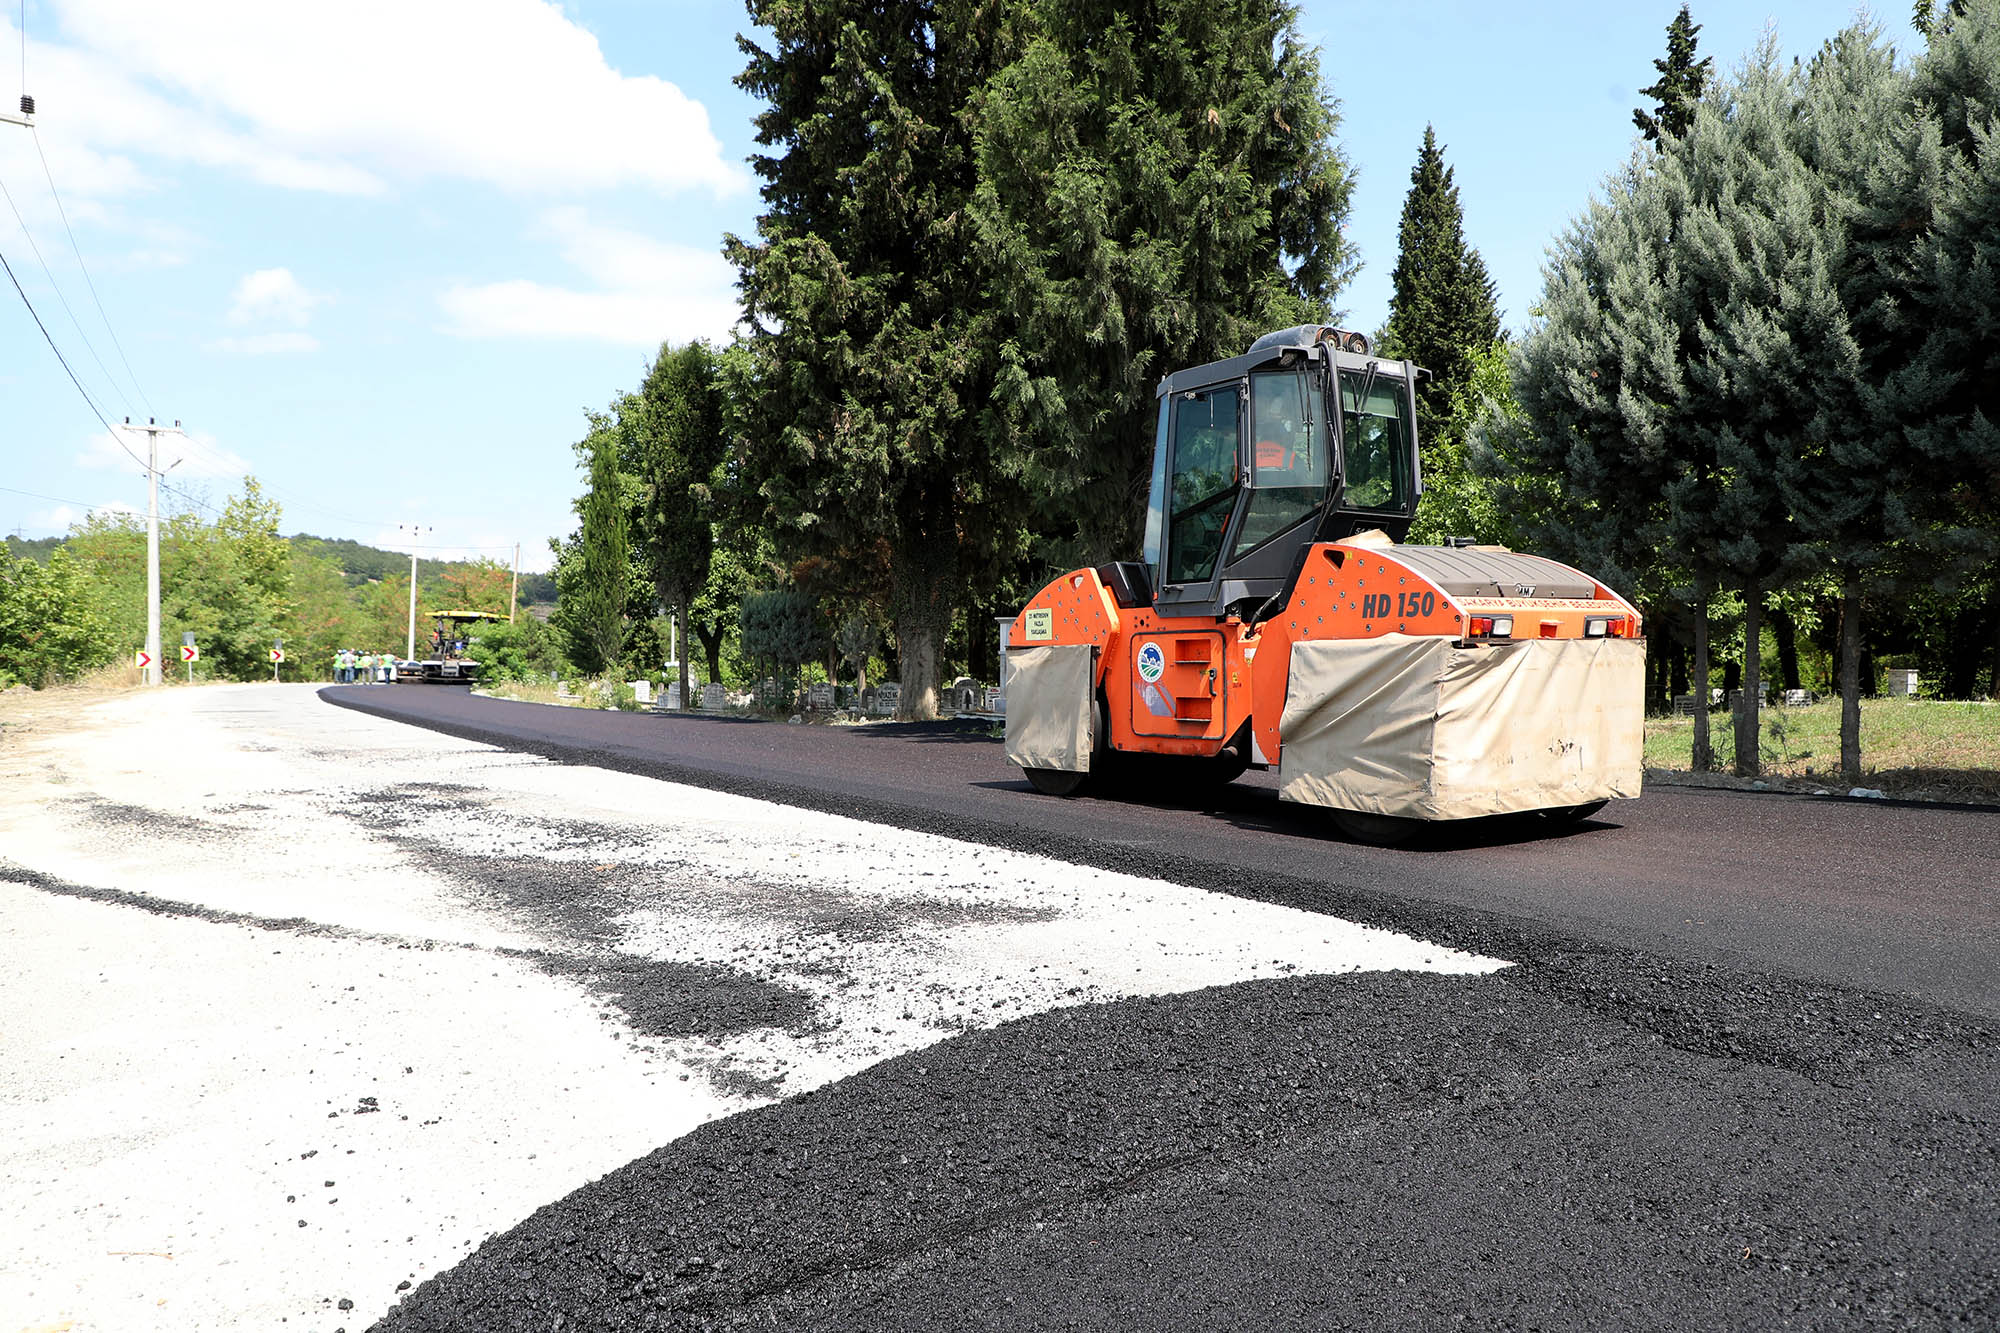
[[477, 679, 641, 710], [1645, 698, 2000, 799]]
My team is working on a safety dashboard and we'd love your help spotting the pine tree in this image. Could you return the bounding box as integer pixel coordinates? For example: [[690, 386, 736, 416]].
[[1634, 5, 1714, 144], [1496, 40, 1858, 776], [1908, 0, 2000, 700], [724, 0, 1012, 720], [970, 0, 1355, 561], [1378, 126, 1499, 451]]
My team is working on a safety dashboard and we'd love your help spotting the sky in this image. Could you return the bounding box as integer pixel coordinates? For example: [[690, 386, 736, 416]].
[[0, 0, 1927, 572]]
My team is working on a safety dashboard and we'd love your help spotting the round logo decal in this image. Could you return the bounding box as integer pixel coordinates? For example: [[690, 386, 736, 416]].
[[1135, 641, 1165, 683]]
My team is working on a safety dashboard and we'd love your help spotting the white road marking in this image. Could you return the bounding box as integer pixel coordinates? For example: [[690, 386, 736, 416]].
[[0, 684, 1505, 1330]]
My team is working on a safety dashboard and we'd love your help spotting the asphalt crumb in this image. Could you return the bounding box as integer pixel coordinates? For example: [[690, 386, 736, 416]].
[[511, 948, 817, 1043], [369, 971, 1999, 1332], [64, 794, 236, 843]]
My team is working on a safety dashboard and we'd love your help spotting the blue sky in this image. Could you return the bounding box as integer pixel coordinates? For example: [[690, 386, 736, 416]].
[[0, 0, 1923, 570]]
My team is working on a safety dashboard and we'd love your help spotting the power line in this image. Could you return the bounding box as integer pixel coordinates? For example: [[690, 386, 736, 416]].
[[0, 240, 146, 475], [0, 481, 133, 512], [31, 128, 151, 413], [0, 165, 131, 415]]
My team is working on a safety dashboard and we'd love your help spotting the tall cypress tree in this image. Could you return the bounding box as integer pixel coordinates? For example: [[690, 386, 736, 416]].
[[970, 0, 1354, 563], [1378, 126, 1499, 451], [629, 340, 725, 712], [1634, 5, 1714, 144], [555, 415, 632, 677], [724, 0, 1012, 720]]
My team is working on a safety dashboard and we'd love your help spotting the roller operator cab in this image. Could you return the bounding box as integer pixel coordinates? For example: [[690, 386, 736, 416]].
[[1004, 325, 1647, 844]]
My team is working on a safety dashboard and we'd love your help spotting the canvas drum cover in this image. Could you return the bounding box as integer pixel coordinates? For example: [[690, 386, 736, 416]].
[[1279, 635, 1644, 819], [1004, 644, 1094, 773]]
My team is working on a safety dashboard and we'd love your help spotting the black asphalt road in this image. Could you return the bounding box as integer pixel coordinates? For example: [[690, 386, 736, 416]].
[[322, 684, 2000, 1020], [323, 687, 2000, 1332]]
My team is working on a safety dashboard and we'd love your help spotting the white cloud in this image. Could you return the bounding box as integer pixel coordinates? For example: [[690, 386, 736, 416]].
[[212, 331, 321, 356], [19, 2, 741, 199], [23, 499, 140, 534], [440, 208, 740, 346], [75, 427, 252, 479], [227, 268, 324, 327]]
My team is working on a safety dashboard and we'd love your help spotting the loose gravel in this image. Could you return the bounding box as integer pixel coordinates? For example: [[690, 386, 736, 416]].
[[1, 684, 1499, 1330]]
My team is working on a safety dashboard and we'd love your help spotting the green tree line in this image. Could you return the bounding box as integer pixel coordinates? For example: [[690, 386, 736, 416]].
[[0, 486, 552, 688]]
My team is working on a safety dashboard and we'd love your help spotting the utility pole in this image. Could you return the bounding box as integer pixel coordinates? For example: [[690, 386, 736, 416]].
[[509, 543, 520, 623], [399, 523, 430, 659], [121, 417, 185, 687]]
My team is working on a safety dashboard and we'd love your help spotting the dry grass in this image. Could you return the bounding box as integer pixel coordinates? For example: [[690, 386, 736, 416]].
[[0, 662, 148, 727], [1645, 698, 2000, 801], [476, 679, 581, 708], [476, 679, 640, 710]]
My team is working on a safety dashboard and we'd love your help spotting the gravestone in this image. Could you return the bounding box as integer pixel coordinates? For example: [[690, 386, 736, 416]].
[[1886, 669, 1919, 697], [701, 682, 727, 710], [807, 681, 836, 711], [1783, 688, 1813, 707], [1672, 693, 1697, 716], [630, 679, 652, 705], [872, 682, 901, 717]]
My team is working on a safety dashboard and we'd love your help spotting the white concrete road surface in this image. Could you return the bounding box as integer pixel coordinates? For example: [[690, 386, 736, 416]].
[[0, 685, 1503, 1331]]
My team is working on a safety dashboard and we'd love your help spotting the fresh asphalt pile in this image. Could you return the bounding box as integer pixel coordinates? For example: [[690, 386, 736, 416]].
[[374, 968, 1994, 1331], [333, 691, 1999, 1332]]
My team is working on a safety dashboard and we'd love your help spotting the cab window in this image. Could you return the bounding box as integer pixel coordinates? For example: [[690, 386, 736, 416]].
[[1166, 384, 1240, 585], [1234, 370, 1329, 559], [1338, 370, 1412, 512]]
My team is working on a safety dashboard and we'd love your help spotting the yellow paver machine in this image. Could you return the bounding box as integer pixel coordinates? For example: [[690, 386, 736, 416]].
[[395, 610, 505, 684]]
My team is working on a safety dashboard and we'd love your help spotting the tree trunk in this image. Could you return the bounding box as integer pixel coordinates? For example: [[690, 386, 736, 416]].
[[890, 483, 956, 722], [1990, 594, 2000, 698], [1669, 629, 1688, 697], [1839, 576, 1862, 785], [893, 612, 943, 720], [1692, 594, 1713, 773], [1734, 577, 1762, 778], [675, 602, 692, 711], [1770, 607, 1801, 692], [693, 618, 725, 691]]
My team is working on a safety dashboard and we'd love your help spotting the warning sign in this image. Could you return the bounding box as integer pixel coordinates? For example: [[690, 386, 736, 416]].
[[1023, 607, 1054, 642], [133, 649, 152, 669], [181, 643, 199, 663], [270, 647, 285, 663]]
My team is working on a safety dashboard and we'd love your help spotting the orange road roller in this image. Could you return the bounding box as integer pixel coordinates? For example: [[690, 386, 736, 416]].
[[1003, 324, 1645, 844]]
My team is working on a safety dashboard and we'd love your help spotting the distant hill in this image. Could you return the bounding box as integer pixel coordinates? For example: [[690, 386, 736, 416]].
[[287, 533, 554, 602], [4, 531, 556, 605], [1, 535, 65, 564]]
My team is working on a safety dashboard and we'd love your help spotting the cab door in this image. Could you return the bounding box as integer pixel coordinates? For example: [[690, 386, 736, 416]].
[[1128, 631, 1228, 739]]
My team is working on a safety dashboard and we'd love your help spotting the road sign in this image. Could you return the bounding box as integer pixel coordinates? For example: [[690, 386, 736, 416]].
[[270, 647, 286, 663], [181, 643, 199, 663], [133, 649, 152, 669]]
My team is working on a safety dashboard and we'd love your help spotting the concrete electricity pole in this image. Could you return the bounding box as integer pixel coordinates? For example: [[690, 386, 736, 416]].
[[121, 417, 185, 687], [509, 542, 520, 623], [399, 523, 430, 660]]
